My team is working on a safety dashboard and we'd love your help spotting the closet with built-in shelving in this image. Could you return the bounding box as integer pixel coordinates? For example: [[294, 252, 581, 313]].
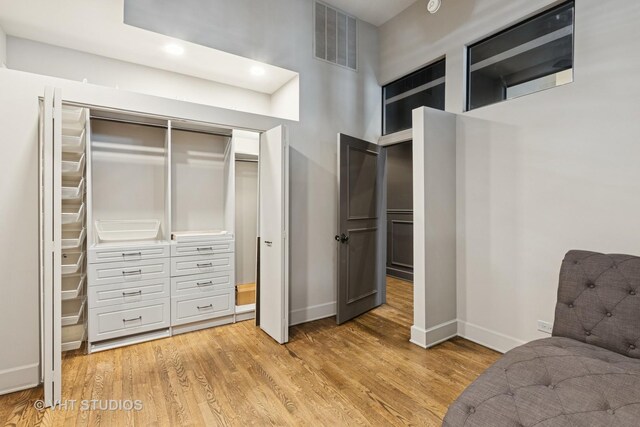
[[40, 87, 289, 407]]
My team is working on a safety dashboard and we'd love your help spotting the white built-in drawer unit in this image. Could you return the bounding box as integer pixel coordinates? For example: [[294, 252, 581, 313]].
[[88, 258, 170, 287], [171, 289, 234, 326], [89, 298, 170, 342], [170, 253, 234, 277], [88, 243, 170, 264], [171, 271, 234, 296], [171, 240, 234, 257], [88, 278, 170, 309]]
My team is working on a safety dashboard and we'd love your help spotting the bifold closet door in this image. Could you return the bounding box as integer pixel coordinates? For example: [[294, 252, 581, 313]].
[[258, 126, 289, 344], [40, 87, 62, 406]]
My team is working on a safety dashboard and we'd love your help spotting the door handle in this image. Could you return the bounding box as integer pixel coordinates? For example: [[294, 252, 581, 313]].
[[122, 252, 142, 258], [196, 281, 214, 287], [264, 241, 273, 247], [122, 290, 142, 297], [334, 234, 349, 243], [197, 263, 213, 268], [122, 269, 142, 276]]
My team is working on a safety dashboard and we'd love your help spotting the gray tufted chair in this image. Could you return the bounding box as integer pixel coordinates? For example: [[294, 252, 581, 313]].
[[443, 250, 640, 427]]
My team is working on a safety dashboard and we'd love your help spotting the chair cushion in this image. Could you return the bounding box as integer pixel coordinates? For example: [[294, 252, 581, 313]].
[[553, 250, 640, 359], [443, 337, 640, 427]]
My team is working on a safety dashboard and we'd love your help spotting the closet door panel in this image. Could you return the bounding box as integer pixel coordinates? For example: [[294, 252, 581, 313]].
[[88, 258, 170, 286], [170, 253, 234, 277], [88, 278, 170, 308]]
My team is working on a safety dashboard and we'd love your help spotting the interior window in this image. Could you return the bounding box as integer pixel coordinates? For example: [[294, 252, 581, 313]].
[[383, 59, 446, 135], [467, 1, 575, 111]]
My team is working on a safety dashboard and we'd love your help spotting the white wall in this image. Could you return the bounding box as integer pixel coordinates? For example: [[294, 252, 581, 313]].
[[411, 108, 457, 349], [381, 0, 640, 352], [6, 37, 274, 117], [124, 0, 382, 324], [271, 75, 300, 122]]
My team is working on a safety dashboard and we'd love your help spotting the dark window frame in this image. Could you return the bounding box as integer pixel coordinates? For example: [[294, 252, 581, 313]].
[[382, 57, 446, 136], [465, 0, 575, 112]]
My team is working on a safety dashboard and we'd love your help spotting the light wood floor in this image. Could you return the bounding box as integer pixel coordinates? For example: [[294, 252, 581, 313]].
[[0, 277, 499, 426]]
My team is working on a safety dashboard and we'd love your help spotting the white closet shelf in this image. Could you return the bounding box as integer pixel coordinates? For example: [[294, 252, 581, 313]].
[[62, 128, 86, 154], [61, 106, 86, 129], [62, 273, 86, 300], [235, 303, 256, 314], [62, 227, 87, 250], [62, 324, 86, 352], [62, 177, 85, 201], [61, 153, 85, 177], [62, 297, 86, 326], [62, 251, 85, 276], [62, 203, 85, 225], [95, 219, 161, 242]]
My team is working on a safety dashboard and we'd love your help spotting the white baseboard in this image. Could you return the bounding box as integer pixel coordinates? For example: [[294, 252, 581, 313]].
[[289, 301, 336, 326], [457, 320, 525, 354], [410, 319, 458, 349], [0, 363, 40, 396]]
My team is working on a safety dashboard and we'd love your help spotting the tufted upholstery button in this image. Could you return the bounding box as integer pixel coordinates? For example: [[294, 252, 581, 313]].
[[606, 312, 612, 317], [568, 303, 574, 308], [585, 331, 591, 336], [548, 384, 555, 390], [468, 407, 475, 414], [507, 391, 514, 397], [630, 345, 637, 350], [574, 260, 579, 265], [611, 264, 618, 269], [631, 290, 637, 296], [588, 283, 596, 289], [607, 409, 615, 415]]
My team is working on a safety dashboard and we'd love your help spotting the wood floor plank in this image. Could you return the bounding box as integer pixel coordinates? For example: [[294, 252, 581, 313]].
[[0, 277, 499, 426]]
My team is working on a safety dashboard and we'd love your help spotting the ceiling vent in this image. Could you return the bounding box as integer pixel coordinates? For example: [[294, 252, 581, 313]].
[[314, 1, 357, 71]]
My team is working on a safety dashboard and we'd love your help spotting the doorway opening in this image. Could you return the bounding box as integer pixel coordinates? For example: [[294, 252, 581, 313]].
[[385, 141, 414, 283], [335, 134, 413, 325]]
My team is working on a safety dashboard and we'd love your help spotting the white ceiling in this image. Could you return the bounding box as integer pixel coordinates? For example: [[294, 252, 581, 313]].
[[0, 0, 297, 94], [326, 0, 416, 26]]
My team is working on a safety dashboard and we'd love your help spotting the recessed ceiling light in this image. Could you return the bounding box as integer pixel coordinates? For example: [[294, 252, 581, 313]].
[[250, 65, 266, 76], [164, 43, 184, 56]]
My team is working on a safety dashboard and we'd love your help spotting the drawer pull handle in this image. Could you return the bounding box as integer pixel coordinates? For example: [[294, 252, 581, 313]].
[[197, 263, 213, 268], [197, 281, 214, 287], [122, 269, 142, 276], [197, 304, 213, 310], [123, 316, 142, 323], [122, 290, 142, 297], [196, 247, 213, 251], [122, 252, 142, 257]]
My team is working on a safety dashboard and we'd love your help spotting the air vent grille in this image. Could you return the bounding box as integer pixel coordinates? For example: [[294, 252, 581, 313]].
[[314, 1, 357, 71]]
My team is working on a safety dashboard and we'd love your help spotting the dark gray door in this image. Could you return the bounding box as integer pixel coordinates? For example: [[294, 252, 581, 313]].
[[336, 134, 386, 325]]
